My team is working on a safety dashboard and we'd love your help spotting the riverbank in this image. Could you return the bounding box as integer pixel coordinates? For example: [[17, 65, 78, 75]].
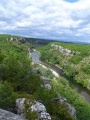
[[41, 61, 90, 104], [30, 50, 90, 104], [30, 49, 90, 120]]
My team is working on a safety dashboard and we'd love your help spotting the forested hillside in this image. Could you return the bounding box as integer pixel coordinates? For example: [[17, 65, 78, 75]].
[[38, 42, 90, 90], [0, 35, 90, 120], [0, 35, 76, 120]]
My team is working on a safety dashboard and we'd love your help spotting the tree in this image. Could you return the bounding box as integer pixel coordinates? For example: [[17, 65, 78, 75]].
[[0, 82, 16, 110]]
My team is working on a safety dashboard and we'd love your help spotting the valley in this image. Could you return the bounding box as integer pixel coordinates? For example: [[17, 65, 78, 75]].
[[0, 34, 90, 120]]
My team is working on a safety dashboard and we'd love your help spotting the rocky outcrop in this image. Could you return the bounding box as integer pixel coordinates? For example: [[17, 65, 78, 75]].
[[39, 112, 51, 120], [51, 44, 80, 56], [31, 102, 46, 112], [31, 102, 51, 120], [16, 98, 51, 120], [16, 98, 25, 116], [52, 96, 76, 119], [0, 109, 25, 120], [9, 37, 26, 43]]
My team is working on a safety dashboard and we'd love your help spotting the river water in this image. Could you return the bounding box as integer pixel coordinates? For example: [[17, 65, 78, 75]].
[[31, 51, 90, 104], [31, 51, 40, 63]]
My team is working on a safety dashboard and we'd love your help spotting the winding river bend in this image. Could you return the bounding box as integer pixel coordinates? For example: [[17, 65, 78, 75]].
[[31, 51, 90, 104]]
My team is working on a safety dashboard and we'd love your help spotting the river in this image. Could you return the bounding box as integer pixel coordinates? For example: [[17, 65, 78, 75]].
[[31, 51, 90, 104]]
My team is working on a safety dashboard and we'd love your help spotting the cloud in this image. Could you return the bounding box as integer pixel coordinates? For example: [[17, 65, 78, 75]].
[[0, 0, 90, 43]]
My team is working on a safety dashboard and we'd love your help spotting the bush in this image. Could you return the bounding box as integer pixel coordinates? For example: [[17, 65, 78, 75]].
[[0, 82, 16, 110], [49, 102, 73, 120], [69, 56, 82, 64], [82, 65, 90, 74]]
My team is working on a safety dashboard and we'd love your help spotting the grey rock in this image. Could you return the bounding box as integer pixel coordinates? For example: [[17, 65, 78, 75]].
[[16, 98, 25, 116], [16, 98, 51, 120], [39, 112, 51, 120], [31, 102, 51, 120], [51, 44, 74, 57], [0, 109, 25, 120], [31, 102, 46, 113]]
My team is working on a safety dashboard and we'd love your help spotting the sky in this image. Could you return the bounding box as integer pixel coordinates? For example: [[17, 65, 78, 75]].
[[0, 0, 90, 43]]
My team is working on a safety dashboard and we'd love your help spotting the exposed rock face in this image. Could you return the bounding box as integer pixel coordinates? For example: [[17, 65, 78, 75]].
[[16, 98, 51, 120], [31, 102, 46, 112], [0, 109, 25, 120], [39, 112, 51, 120], [52, 97, 76, 119], [16, 98, 25, 116], [31, 102, 51, 120], [51, 44, 80, 56], [51, 44, 72, 56], [9, 37, 26, 43]]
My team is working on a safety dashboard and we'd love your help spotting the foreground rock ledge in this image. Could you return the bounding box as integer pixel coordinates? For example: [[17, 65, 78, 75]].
[[0, 109, 25, 120]]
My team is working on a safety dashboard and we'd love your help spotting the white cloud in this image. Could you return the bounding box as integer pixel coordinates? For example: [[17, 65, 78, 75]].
[[0, 0, 90, 42], [77, 23, 90, 35]]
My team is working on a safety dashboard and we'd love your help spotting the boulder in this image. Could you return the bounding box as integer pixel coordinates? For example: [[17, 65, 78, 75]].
[[31, 102, 46, 112], [16, 98, 51, 120], [31, 102, 51, 120], [0, 109, 25, 120], [39, 112, 51, 120]]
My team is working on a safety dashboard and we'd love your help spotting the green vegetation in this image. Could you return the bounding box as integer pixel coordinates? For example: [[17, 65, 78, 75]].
[[37, 41, 90, 120], [0, 35, 43, 110], [53, 42, 90, 56], [0, 81, 16, 110], [51, 77, 90, 120], [0, 35, 90, 120], [0, 35, 74, 120], [38, 42, 90, 89], [33, 63, 90, 120]]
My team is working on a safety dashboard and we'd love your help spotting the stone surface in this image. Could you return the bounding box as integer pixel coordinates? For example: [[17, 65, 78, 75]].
[[31, 102, 46, 112], [16, 98, 51, 120], [39, 112, 51, 120], [0, 109, 25, 120], [31, 102, 51, 120], [16, 98, 25, 116], [51, 44, 80, 57]]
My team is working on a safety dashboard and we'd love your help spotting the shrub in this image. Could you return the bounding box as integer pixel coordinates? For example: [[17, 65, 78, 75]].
[[0, 82, 16, 110]]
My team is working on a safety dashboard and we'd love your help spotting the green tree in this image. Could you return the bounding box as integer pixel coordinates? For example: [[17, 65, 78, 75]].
[[0, 82, 16, 110]]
